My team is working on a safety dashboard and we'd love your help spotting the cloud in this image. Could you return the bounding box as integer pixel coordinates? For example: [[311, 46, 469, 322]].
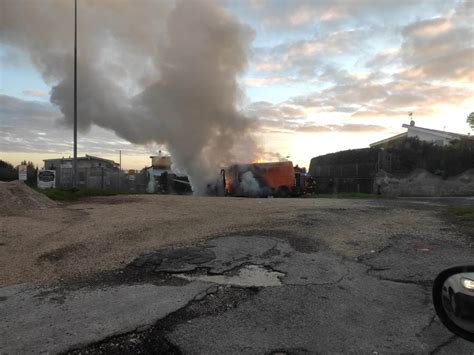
[[0, 94, 145, 155], [402, 17, 451, 38], [280, 3, 474, 120], [22, 90, 49, 98], [247, 0, 469, 90], [284, 4, 348, 26], [296, 125, 332, 133], [0, 94, 57, 121], [260, 1, 372, 27], [297, 124, 386, 133], [272, 69, 473, 120], [396, 5, 473, 82], [246, 101, 305, 121], [249, 28, 362, 78], [365, 48, 400, 68], [397, 48, 474, 82], [0, 46, 31, 68], [244, 99, 387, 134], [243, 76, 292, 87], [257, 0, 435, 28], [245, 101, 308, 133], [250, 58, 284, 72], [246, 0, 267, 10]]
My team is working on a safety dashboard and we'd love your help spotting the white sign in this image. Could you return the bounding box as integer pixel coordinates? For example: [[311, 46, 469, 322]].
[[18, 165, 27, 181], [37, 170, 56, 189]]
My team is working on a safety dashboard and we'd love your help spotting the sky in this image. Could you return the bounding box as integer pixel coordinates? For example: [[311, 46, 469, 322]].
[[1, 0, 473, 170]]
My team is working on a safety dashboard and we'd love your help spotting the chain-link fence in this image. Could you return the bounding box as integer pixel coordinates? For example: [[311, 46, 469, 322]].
[[55, 167, 151, 193], [311, 162, 377, 194]]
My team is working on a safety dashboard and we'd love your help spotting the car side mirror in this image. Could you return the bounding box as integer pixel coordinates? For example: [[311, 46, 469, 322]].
[[432, 265, 474, 342]]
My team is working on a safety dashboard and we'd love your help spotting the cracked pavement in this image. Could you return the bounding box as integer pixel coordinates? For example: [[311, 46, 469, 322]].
[[0, 196, 473, 353]]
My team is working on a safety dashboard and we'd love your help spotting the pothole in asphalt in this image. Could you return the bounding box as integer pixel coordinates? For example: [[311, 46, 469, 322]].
[[66, 286, 259, 354], [175, 265, 285, 287]]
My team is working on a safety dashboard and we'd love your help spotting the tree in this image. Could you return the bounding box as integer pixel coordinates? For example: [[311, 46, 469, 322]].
[[20, 160, 38, 186], [468, 112, 474, 130], [0, 160, 17, 181]]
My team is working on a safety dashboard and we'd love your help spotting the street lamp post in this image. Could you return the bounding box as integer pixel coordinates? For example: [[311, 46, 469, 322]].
[[72, 0, 78, 188]]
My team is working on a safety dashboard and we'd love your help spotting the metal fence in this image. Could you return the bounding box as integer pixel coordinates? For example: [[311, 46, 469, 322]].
[[311, 162, 377, 194], [56, 167, 121, 190]]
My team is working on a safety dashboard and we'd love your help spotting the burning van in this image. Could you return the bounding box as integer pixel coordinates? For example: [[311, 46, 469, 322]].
[[222, 161, 309, 197]]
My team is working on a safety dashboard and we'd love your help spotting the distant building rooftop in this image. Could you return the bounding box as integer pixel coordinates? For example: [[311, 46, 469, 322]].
[[43, 154, 119, 167], [370, 122, 471, 148]]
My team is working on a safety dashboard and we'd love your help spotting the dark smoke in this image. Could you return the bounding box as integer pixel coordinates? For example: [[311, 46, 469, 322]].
[[1, 0, 260, 193]]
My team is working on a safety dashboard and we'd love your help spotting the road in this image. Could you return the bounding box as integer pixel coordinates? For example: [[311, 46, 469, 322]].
[[0, 195, 473, 353]]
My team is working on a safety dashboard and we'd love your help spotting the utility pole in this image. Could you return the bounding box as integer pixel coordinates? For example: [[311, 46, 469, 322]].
[[118, 150, 121, 192], [72, 0, 78, 188]]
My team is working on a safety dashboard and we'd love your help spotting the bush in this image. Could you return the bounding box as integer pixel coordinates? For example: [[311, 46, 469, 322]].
[[0, 160, 17, 181], [311, 148, 378, 166], [446, 207, 474, 222], [37, 188, 117, 201], [387, 138, 474, 176]]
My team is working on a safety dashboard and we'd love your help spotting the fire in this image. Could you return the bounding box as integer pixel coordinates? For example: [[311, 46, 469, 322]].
[[253, 158, 266, 164]]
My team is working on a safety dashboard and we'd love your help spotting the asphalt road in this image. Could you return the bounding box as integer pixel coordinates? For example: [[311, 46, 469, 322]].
[[1, 196, 473, 354]]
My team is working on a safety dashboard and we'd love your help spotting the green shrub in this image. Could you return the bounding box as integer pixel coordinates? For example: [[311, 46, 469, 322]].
[[37, 188, 117, 201], [387, 138, 473, 176], [447, 207, 474, 222]]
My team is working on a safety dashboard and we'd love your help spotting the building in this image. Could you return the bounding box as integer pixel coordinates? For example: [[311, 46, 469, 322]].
[[43, 155, 121, 189], [370, 121, 470, 148]]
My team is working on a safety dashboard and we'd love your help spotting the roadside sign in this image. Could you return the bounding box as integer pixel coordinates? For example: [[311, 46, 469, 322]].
[[37, 170, 56, 189], [19, 165, 27, 181]]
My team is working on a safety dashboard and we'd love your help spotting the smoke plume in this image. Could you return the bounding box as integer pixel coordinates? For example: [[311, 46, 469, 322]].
[[1, 0, 260, 193], [240, 171, 261, 197]]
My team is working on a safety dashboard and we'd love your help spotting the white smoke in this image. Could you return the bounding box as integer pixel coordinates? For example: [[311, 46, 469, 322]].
[[1, 0, 260, 194], [240, 171, 261, 197]]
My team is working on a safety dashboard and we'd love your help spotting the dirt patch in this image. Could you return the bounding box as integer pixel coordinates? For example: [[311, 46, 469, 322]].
[[0, 181, 57, 216], [284, 235, 320, 253], [38, 243, 87, 263]]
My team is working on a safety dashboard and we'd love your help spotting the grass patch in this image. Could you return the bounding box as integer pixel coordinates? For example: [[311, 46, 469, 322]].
[[306, 192, 380, 199], [446, 207, 474, 222], [36, 188, 117, 201]]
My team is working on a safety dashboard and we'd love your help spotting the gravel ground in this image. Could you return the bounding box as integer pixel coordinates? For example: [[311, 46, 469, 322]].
[[0, 194, 470, 286]]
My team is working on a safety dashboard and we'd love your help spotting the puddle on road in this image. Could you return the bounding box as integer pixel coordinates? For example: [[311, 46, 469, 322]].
[[176, 265, 284, 287]]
